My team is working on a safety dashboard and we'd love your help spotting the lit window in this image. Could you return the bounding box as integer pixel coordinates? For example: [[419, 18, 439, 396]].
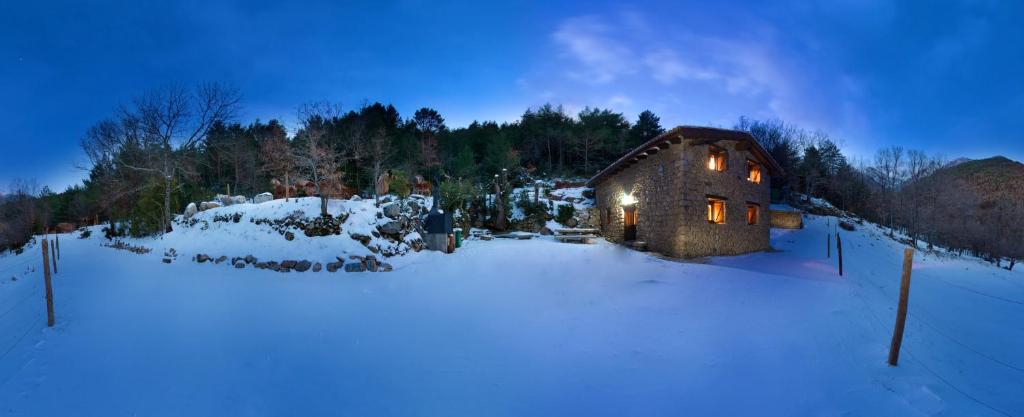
[[747, 161, 762, 183], [746, 203, 759, 225], [707, 197, 726, 224], [708, 146, 727, 172]]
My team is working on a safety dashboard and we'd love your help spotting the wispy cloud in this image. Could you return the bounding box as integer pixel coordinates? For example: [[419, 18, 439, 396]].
[[551, 15, 634, 84]]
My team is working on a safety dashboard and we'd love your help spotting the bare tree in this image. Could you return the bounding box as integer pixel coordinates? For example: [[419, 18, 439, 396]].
[[81, 83, 241, 233], [366, 128, 394, 203], [260, 136, 297, 201], [295, 102, 343, 218]]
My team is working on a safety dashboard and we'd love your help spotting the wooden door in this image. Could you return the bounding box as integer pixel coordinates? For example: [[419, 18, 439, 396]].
[[623, 206, 637, 241]]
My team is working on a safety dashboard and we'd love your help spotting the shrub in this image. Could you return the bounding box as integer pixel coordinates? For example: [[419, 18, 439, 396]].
[[555, 204, 576, 225]]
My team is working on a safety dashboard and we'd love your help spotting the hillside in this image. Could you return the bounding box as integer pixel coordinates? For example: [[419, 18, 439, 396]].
[[1, 201, 1022, 415], [929, 156, 1024, 204]]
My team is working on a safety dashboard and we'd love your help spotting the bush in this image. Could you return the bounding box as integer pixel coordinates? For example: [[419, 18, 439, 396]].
[[555, 204, 576, 225], [79, 229, 92, 239]]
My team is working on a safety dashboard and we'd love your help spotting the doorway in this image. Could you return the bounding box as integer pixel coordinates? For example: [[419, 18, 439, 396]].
[[623, 206, 637, 241]]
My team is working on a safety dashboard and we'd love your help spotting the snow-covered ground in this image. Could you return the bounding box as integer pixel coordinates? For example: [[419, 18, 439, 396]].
[[0, 209, 1021, 416]]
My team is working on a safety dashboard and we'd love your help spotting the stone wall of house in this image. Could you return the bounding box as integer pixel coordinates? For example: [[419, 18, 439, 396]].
[[594, 139, 771, 258], [770, 210, 803, 229]]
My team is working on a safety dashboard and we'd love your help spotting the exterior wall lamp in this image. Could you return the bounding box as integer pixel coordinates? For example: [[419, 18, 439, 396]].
[[620, 193, 636, 207]]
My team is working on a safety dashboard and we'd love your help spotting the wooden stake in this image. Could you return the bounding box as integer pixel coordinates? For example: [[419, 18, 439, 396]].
[[836, 232, 843, 277], [827, 233, 831, 258], [888, 248, 914, 366], [51, 239, 57, 274], [41, 239, 55, 327], [56, 234, 60, 260]]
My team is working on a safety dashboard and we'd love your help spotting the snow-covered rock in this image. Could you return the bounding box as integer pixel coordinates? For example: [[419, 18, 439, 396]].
[[254, 192, 274, 204], [184, 202, 198, 219]]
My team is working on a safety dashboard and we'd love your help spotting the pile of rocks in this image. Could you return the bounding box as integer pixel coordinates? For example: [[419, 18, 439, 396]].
[[324, 255, 392, 273], [343, 197, 427, 257], [193, 253, 391, 273]]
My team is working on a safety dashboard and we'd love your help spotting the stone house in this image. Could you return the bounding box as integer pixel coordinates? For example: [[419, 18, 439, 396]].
[[586, 126, 783, 258]]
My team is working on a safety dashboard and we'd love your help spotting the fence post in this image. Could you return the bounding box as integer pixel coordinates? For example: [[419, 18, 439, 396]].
[[888, 248, 914, 366], [836, 232, 843, 277], [41, 239, 55, 327], [827, 233, 831, 258], [56, 234, 60, 260], [51, 239, 57, 274]]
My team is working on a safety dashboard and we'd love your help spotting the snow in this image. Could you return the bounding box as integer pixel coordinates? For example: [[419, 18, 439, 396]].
[[0, 208, 1021, 416]]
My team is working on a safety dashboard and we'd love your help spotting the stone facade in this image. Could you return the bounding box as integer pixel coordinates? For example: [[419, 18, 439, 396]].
[[770, 210, 803, 229], [591, 128, 775, 258]]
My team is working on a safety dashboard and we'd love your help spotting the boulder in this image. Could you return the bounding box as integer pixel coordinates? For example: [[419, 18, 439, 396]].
[[539, 226, 553, 236], [344, 262, 366, 272], [215, 255, 227, 264], [383, 203, 401, 219], [234, 261, 245, 268], [294, 260, 312, 272], [184, 203, 198, 219], [231, 195, 246, 205], [565, 217, 578, 228], [215, 194, 233, 206], [199, 201, 221, 211], [380, 263, 393, 272], [285, 232, 295, 241], [245, 255, 257, 264], [326, 262, 341, 272], [364, 256, 378, 272], [281, 260, 298, 269], [378, 221, 403, 237], [408, 201, 420, 213], [196, 254, 210, 263], [312, 262, 322, 272], [350, 233, 372, 245], [254, 192, 274, 204]]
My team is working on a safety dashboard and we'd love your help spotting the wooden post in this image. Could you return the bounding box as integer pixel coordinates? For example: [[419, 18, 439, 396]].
[[41, 239, 55, 327], [56, 234, 60, 260], [827, 233, 831, 258], [51, 239, 57, 274], [836, 232, 843, 277], [888, 248, 914, 366]]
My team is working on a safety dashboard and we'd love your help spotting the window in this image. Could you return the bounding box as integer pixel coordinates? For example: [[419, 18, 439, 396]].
[[746, 203, 760, 225], [707, 197, 726, 224], [707, 146, 728, 172], [746, 160, 762, 183]]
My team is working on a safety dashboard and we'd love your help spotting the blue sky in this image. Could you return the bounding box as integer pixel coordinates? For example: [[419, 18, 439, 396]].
[[1, 0, 1022, 191]]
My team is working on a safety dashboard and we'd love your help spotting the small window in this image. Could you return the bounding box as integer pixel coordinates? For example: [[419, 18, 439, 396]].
[[707, 146, 728, 172], [707, 197, 726, 224], [747, 160, 762, 183], [746, 203, 760, 225]]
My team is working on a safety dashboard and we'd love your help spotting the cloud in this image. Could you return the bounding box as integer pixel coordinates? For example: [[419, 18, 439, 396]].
[[551, 15, 634, 84]]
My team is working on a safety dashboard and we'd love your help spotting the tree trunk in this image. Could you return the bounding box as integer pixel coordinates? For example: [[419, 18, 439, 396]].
[[321, 195, 328, 218], [285, 171, 290, 202]]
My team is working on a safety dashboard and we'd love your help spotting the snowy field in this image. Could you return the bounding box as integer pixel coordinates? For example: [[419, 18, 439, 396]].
[[0, 213, 1022, 416]]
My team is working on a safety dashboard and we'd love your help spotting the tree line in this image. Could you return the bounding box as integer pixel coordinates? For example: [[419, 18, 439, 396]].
[[1, 83, 1020, 268]]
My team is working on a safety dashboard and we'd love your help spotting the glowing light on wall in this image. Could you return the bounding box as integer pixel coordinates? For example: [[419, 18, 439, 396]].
[[620, 194, 636, 206]]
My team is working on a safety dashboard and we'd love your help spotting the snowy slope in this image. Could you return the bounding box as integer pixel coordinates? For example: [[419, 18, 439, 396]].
[[0, 209, 1021, 416]]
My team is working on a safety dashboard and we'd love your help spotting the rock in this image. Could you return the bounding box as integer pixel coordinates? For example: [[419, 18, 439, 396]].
[[539, 226, 553, 236], [281, 260, 297, 269], [350, 233, 372, 245], [344, 262, 366, 272], [184, 202, 198, 219], [380, 263, 393, 272], [365, 255, 378, 272], [294, 260, 311, 272], [839, 221, 856, 231], [480, 235, 493, 241], [255, 262, 268, 269], [565, 217, 578, 228], [199, 201, 221, 211], [350, 195, 362, 201], [266, 261, 279, 270], [278, 267, 291, 273], [234, 261, 245, 268], [215, 255, 227, 264], [371, 231, 381, 238], [285, 231, 295, 241], [408, 201, 420, 213], [326, 262, 341, 272], [383, 203, 401, 219], [196, 254, 210, 263], [232, 195, 246, 205], [254, 192, 274, 204], [378, 220, 403, 237], [349, 255, 364, 261], [215, 194, 233, 206], [162, 257, 172, 264], [312, 262, 322, 272], [245, 255, 256, 264]]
